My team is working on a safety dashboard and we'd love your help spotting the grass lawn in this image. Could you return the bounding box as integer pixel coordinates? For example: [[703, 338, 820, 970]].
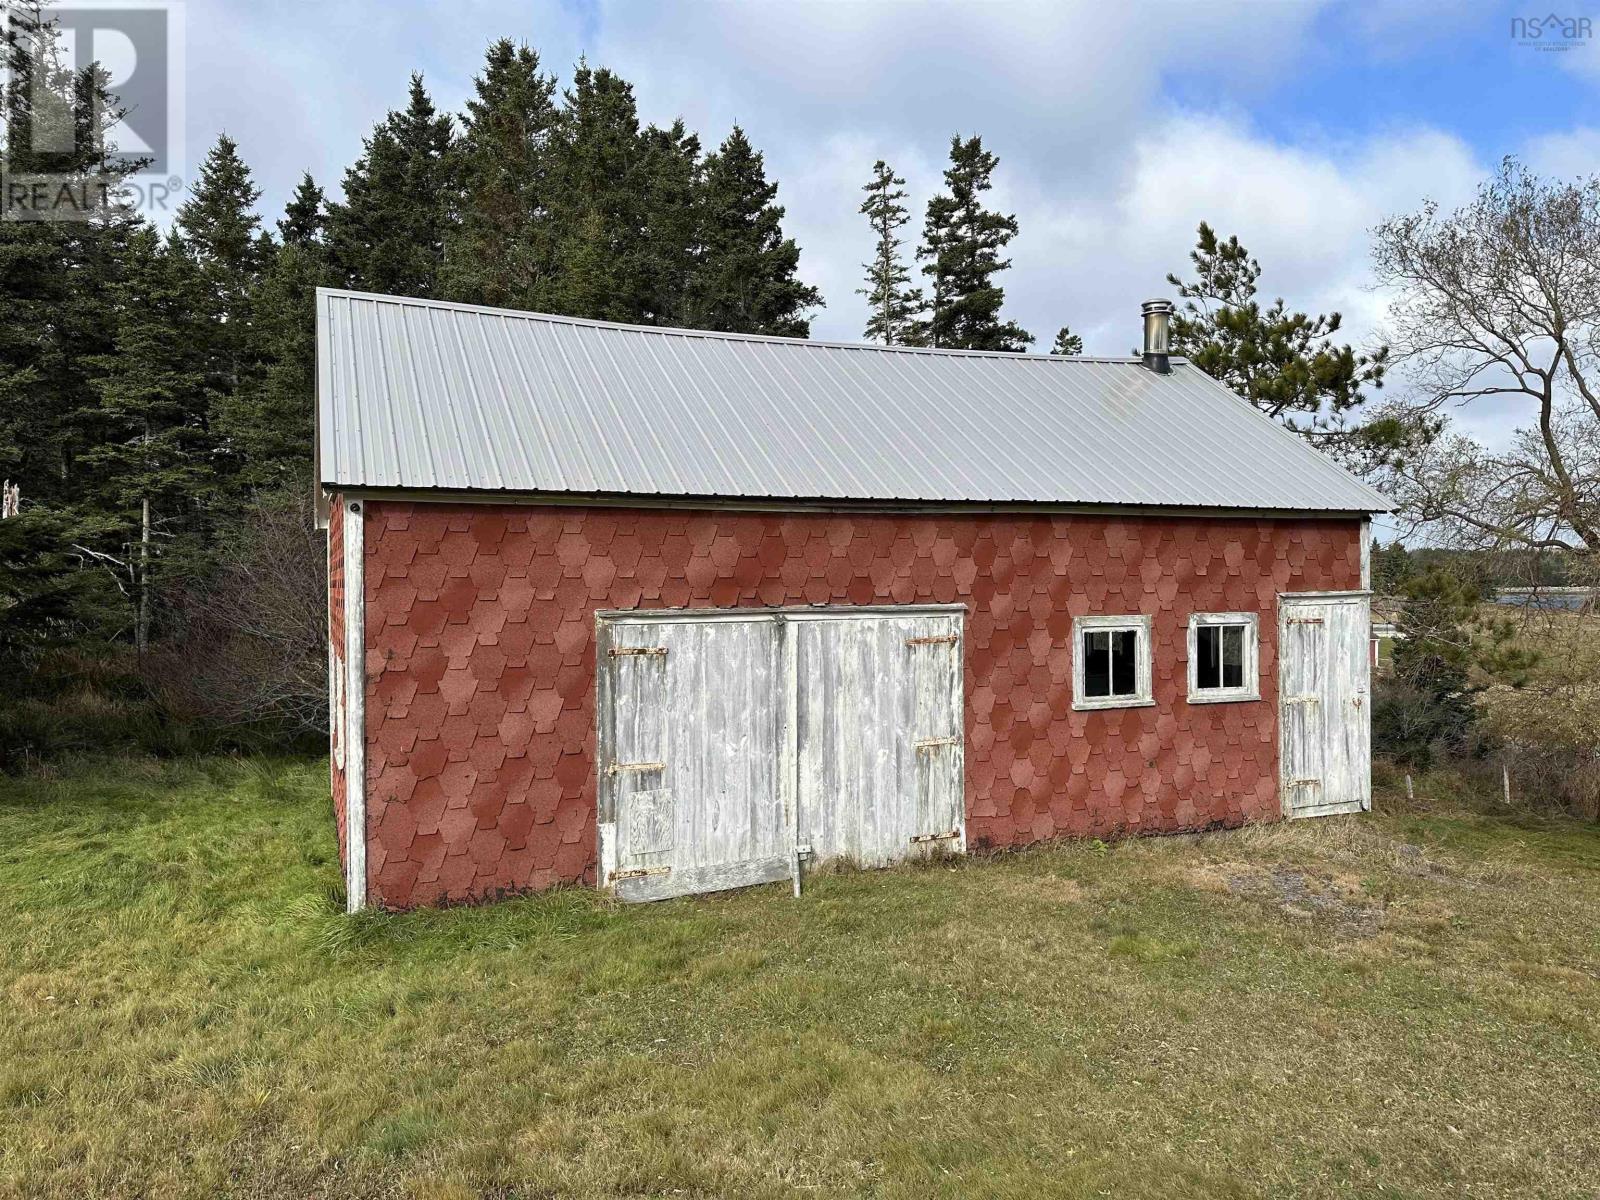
[[2, 760, 1598, 1198]]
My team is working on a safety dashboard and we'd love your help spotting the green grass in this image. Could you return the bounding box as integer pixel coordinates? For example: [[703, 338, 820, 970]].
[[1, 758, 1598, 1198]]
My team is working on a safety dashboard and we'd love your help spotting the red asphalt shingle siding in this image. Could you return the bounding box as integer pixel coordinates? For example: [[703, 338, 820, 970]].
[[350, 501, 1361, 910]]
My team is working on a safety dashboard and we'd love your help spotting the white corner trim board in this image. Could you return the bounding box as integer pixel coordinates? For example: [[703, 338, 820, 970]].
[[343, 498, 367, 913]]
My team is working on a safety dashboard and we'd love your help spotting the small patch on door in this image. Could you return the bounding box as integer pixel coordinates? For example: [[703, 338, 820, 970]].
[[626, 789, 675, 853]]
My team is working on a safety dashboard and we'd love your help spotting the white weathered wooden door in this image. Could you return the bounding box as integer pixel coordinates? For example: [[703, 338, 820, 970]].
[[597, 605, 965, 901], [598, 614, 790, 902], [794, 611, 965, 867], [1279, 592, 1371, 818]]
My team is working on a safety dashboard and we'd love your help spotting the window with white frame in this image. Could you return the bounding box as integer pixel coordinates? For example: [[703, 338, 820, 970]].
[[1187, 612, 1260, 703], [1072, 614, 1154, 710]]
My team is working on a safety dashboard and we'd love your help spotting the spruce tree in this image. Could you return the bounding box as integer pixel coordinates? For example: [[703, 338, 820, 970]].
[[220, 174, 327, 491], [636, 120, 701, 326], [857, 160, 922, 344], [442, 40, 560, 309], [176, 135, 266, 304], [83, 228, 214, 650], [1050, 326, 1083, 356], [0, 503, 89, 676], [688, 125, 822, 336], [547, 63, 648, 321], [917, 135, 1031, 351], [278, 171, 324, 247], [1, 10, 144, 512], [326, 73, 457, 297], [174, 134, 267, 402]]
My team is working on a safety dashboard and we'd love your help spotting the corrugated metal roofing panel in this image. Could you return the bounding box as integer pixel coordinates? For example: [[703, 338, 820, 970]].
[[315, 288, 1392, 513]]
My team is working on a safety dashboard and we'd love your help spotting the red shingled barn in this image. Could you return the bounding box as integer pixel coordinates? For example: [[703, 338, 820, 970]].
[[318, 289, 1387, 911]]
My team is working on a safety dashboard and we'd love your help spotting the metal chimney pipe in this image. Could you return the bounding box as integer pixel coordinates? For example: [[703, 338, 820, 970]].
[[1141, 299, 1172, 374]]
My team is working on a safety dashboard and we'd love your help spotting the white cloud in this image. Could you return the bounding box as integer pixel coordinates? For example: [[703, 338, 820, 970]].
[[1523, 126, 1600, 180], [178, 0, 589, 219]]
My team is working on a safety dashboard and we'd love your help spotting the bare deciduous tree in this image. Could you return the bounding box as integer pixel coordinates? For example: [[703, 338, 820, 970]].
[[148, 488, 328, 736], [1372, 159, 1600, 552]]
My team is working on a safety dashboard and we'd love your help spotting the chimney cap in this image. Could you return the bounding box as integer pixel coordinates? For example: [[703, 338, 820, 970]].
[[1141, 297, 1172, 374]]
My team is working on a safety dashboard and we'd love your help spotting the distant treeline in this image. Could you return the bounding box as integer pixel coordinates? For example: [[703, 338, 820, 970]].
[[1372, 541, 1582, 595]]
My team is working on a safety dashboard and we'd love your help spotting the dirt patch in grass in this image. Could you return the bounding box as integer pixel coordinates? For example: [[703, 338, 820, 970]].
[[1201, 861, 1387, 937]]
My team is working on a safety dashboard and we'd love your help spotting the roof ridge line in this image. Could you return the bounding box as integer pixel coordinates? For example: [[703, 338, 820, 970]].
[[315, 286, 1163, 365]]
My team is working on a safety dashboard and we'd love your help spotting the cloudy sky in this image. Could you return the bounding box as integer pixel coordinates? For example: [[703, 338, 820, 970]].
[[173, 0, 1598, 448]]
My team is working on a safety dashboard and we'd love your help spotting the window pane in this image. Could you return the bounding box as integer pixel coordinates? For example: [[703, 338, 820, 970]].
[[1222, 625, 1245, 689], [1111, 629, 1137, 695], [1083, 630, 1110, 697], [1196, 625, 1220, 690]]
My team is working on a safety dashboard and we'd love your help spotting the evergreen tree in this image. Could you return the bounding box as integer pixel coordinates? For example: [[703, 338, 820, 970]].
[[687, 125, 822, 336], [220, 174, 327, 491], [547, 62, 648, 321], [857, 160, 922, 345], [278, 171, 324, 247], [326, 73, 457, 297], [0, 503, 90, 671], [174, 133, 268, 405], [1371, 539, 1413, 595], [83, 228, 214, 650], [176, 135, 266, 304], [1, 7, 144, 511], [917, 135, 1031, 351], [442, 40, 560, 309], [1167, 222, 1388, 444], [636, 120, 701, 326], [1050, 326, 1083, 356]]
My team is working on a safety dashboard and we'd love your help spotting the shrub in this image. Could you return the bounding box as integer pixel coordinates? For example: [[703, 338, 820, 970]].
[[0, 649, 199, 771], [1479, 684, 1600, 818], [1372, 675, 1472, 768], [1374, 568, 1538, 769]]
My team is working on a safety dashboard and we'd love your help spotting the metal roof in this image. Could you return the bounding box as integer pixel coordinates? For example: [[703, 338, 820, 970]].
[[316, 288, 1391, 513]]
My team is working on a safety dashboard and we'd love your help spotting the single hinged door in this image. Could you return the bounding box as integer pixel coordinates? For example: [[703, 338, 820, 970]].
[[795, 611, 966, 867], [598, 615, 789, 902], [1279, 592, 1371, 818], [597, 605, 966, 901]]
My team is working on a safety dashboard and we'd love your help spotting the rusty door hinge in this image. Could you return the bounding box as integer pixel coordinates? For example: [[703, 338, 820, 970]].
[[915, 736, 961, 751], [905, 634, 959, 647], [607, 761, 665, 776], [610, 646, 668, 658], [910, 830, 960, 844], [609, 865, 671, 881]]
